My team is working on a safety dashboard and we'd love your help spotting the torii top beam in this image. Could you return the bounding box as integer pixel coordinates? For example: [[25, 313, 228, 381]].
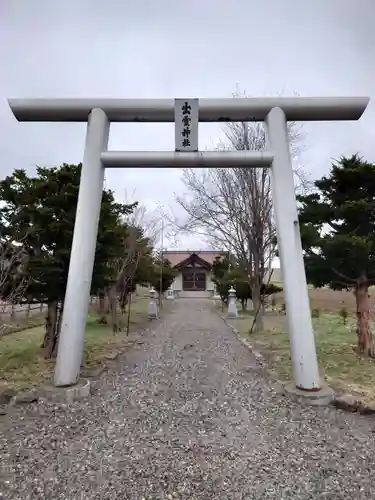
[[7, 96, 369, 123]]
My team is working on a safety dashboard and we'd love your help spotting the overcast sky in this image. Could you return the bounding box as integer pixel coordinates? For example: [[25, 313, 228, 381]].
[[0, 0, 374, 252]]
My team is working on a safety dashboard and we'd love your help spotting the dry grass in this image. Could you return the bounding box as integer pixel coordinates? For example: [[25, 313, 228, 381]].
[[272, 286, 375, 315], [0, 297, 150, 391], [0, 313, 46, 336], [230, 309, 375, 406]]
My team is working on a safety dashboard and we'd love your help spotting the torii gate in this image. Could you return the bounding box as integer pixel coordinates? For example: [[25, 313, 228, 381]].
[[8, 96, 369, 396]]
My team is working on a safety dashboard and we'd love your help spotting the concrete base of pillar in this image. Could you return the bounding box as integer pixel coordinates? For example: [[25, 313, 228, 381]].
[[227, 302, 238, 318], [283, 382, 335, 406], [42, 379, 91, 404]]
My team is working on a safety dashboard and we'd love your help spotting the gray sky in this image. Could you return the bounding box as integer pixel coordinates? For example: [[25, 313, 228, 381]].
[[1, 0, 374, 251]]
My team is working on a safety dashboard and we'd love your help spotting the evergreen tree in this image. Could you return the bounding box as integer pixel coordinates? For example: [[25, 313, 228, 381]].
[[298, 154, 375, 357], [211, 255, 282, 310], [0, 164, 135, 357], [149, 257, 177, 294]]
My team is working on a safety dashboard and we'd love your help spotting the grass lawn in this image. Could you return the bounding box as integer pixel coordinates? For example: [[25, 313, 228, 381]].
[[0, 297, 150, 392], [226, 308, 375, 406], [0, 312, 47, 336]]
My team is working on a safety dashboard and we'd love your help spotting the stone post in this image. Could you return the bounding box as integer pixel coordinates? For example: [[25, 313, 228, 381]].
[[227, 286, 238, 318], [148, 286, 159, 319]]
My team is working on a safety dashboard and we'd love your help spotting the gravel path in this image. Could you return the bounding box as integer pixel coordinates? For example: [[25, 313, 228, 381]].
[[1, 299, 375, 499]]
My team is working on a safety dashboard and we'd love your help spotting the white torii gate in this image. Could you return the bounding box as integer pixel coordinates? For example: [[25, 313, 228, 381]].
[[8, 96, 369, 394]]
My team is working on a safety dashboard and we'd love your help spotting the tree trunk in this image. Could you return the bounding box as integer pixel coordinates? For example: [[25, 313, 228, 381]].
[[108, 285, 119, 334], [99, 296, 105, 314], [241, 299, 246, 312], [119, 279, 130, 314], [354, 277, 374, 357], [40, 304, 47, 348], [251, 283, 264, 332], [52, 302, 64, 358], [42, 300, 58, 358], [260, 296, 266, 316], [96, 290, 107, 324]]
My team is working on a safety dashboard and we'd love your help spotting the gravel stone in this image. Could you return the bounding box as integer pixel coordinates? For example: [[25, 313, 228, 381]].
[[1, 299, 375, 499]]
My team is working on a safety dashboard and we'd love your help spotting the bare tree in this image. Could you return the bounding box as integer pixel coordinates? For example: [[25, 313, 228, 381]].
[[0, 239, 29, 336], [163, 93, 308, 331], [102, 202, 157, 332]]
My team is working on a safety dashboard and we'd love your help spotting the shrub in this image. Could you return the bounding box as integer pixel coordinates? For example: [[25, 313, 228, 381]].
[[339, 306, 348, 325], [311, 308, 320, 318]]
